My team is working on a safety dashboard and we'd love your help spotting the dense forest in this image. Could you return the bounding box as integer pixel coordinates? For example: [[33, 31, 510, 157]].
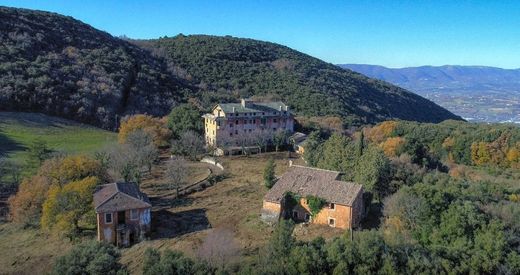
[[0, 7, 461, 130], [0, 7, 192, 129]]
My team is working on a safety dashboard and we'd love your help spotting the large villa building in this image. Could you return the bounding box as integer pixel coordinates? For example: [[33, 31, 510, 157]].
[[262, 165, 364, 229], [203, 99, 294, 152]]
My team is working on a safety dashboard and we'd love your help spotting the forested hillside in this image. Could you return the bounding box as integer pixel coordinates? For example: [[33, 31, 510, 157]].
[[132, 35, 461, 125], [0, 7, 192, 129], [0, 7, 461, 130]]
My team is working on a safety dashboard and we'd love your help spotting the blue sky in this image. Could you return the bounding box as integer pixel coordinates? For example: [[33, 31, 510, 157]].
[[2, 0, 519, 68]]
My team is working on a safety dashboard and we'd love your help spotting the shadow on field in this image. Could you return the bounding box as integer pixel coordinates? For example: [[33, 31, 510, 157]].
[[149, 196, 194, 209], [0, 129, 25, 157], [151, 208, 211, 239]]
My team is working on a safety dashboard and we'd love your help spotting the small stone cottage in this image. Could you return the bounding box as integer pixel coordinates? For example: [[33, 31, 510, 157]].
[[93, 182, 151, 247], [262, 165, 364, 229]]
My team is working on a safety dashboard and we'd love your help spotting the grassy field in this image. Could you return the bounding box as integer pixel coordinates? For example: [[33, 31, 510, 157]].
[[0, 112, 117, 167], [0, 152, 343, 274]]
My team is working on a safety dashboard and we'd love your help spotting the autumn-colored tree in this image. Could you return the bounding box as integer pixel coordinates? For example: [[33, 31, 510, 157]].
[[506, 145, 520, 168], [40, 155, 106, 185], [8, 155, 106, 227], [365, 121, 398, 143], [471, 142, 491, 166], [41, 176, 99, 238], [118, 114, 172, 147], [380, 137, 406, 157], [8, 176, 50, 226]]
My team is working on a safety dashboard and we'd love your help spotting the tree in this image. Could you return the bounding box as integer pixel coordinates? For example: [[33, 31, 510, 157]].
[[142, 248, 209, 275], [126, 129, 159, 173], [356, 130, 365, 158], [253, 130, 272, 153], [118, 114, 171, 147], [303, 131, 323, 166], [171, 130, 205, 160], [263, 158, 276, 188], [28, 138, 52, 165], [8, 155, 106, 226], [8, 175, 50, 226], [273, 130, 289, 152], [354, 145, 390, 200], [41, 176, 100, 238], [52, 241, 125, 275], [167, 104, 203, 139], [0, 159, 22, 186], [165, 157, 188, 199], [197, 228, 239, 269]]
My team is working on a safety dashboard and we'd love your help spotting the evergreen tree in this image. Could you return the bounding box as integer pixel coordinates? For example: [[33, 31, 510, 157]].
[[263, 158, 276, 188]]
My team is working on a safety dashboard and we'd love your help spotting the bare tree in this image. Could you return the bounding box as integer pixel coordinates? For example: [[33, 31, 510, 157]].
[[253, 130, 273, 153], [197, 227, 239, 268], [171, 130, 205, 160], [165, 156, 188, 200], [273, 129, 289, 152], [126, 129, 159, 173], [108, 130, 158, 186]]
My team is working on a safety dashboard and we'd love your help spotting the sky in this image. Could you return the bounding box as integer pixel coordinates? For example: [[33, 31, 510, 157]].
[[2, 0, 520, 69]]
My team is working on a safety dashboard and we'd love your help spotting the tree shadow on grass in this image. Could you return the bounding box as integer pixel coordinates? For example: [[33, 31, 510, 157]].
[[151, 208, 211, 239], [0, 129, 25, 157], [149, 196, 194, 210]]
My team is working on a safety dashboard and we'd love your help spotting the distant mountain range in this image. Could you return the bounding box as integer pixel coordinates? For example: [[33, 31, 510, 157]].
[[339, 64, 520, 123]]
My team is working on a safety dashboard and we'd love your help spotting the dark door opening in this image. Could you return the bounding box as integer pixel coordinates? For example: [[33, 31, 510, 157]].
[[118, 211, 125, 225]]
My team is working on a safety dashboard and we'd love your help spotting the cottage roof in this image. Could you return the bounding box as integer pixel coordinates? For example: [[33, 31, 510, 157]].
[[93, 182, 151, 213], [264, 165, 363, 206], [217, 101, 288, 114]]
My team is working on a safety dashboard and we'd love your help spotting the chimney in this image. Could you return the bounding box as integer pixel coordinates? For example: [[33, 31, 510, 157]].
[[241, 98, 246, 107], [279, 105, 282, 111], [285, 106, 289, 111], [289, 160, 293, 167], [232, 107, 236, 113]]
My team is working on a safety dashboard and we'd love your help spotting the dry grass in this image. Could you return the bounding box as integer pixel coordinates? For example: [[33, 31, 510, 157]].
[[121, 152, 300, 273], [0, 152, 344, 274], [0, 223, 75, 275]]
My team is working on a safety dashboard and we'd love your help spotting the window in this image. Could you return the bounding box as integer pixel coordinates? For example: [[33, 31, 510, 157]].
[[273, 128, 277, 131], [249, 129, 252, 133], [328, 218, 336, 227], [217, 121, 221, 127], [230, 123, 233, 128], [230, 133, 233, 137], [273, 119, 277, 123], [235, 130, 238, 135], [105, 213, 112, 224], [235, 120, 239, 125], [130, 209, 139, 220], [330, 203, 335, 210], [262, 112, 265, 115]]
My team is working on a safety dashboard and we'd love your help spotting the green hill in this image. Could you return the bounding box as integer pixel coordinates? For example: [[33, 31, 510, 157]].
[[133, 35, 461, 125], [0, 112, 116, 168], [0, 7, 461, 129]]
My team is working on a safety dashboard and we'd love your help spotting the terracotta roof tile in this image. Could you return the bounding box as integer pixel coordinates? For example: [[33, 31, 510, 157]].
[[93, 182, 151, 213], [264, 165, 363, 206]]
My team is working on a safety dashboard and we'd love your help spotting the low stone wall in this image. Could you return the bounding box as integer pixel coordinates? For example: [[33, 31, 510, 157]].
[[200, 157, 224, 170]]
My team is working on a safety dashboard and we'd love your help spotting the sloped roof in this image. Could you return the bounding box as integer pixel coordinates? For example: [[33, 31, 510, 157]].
[[264, 165, 363, 206], [217, 101, 288, 114], [93, 182, 151, 213]]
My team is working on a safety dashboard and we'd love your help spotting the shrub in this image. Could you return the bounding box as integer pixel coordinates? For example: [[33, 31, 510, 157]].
[[52, 241, 125, 275]]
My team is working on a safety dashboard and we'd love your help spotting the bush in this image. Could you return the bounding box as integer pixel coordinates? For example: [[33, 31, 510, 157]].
[[52, 241, 126, 275]]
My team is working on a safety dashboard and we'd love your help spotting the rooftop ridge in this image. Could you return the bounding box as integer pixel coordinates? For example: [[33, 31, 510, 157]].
[[290, 164, 342, 175]]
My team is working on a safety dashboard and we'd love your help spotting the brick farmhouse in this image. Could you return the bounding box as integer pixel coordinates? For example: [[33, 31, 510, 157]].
[[94, 182, 151, 247], [262, 165, 364, 229]]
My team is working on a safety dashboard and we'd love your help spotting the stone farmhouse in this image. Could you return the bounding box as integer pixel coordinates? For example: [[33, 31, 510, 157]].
[[262, 165, 364, 229], [203, 99, 294, 154], [94, 182, 151, 247]]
